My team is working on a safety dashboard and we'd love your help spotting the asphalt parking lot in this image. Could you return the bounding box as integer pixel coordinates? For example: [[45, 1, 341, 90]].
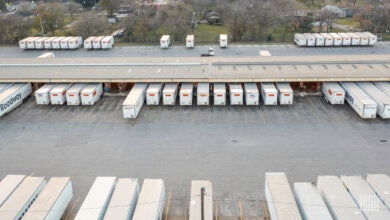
[[1, 42, 390, 58], [0, 95, 389, 219]]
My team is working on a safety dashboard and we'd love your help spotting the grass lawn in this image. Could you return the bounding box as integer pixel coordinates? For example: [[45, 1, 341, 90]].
[[193, 24, 228, 43], [334, 18, 360, 28]]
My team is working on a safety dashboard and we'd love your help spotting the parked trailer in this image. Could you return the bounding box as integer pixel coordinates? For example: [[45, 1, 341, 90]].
[[0, 83, 32, 117], [357, 82, 390, 118], [341, 175, 390, 220], [186, 35, 194, 48], [294, 33, 307, 46], [329, 33, 342, 46], [66, 83, 87, 106], [0, 175, 26, 207], [101, 36, 114, 49], [189, 181, 213, 220], [275, 83, 293, 105], [293, 182, 333, 220], [35, 84, 55, 105], [197, 83, 210, 105], [160, 35, 170, 48], [52, 37, 65, 49], [265, 173, 302, 220], [260, 82, 278, 105], [180, 83, 193, 106], [317, 175, 365, 220], [81, 83, 103, 105], [356, 32, 369, 46], [35, 37, 48, 49], [146, 83, 163, 105], [0, 177, 46, 219], [92, 36, 106, 49], [367, 174, 390, 210], [84, 36, 96, 49], [363, 32, 377, 46], [23, 177, 73, 220], [313, 33, 325, 46], [338, 33, 352, 46], [19, 37, 35, 49], [373, 81, 390, 97], [348, 33, 360, 46], [123, 83, 147, 119], [220, 34, 228, 48], [340, 82, 377, 119], [322, 82, 345, 104], [74, 177, 116, 220], [69, 36, 83, 49], [104, 179, 140, 220], [50, 84, 72, 105], [244, 83, 259, 105], [44, 37, 56, 49], [213, 83, 226, 105], [26, 37, 42, 49], [132, 179, 165, 220], [163, 83, 178, 105], [320, 33, 333, 46], [60, 37, 73, 49], [0, 83, 13, 93], [229, 83, 243, 105], [303, 33, 315, 46]]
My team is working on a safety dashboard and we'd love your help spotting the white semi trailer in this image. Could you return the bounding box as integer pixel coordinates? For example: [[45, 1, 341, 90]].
[[84, 36, 96, 49], [0, 175, 26, 207], [294, 34, 307, 46], [50, 84, 72, 105], [213, 83, 226, 105], [180, 83, 193, 106], [163, 83, 178, 105], [367, 174, 390, 210], [23, 177, 73, 220], [146, 83, 163, 105], [197, 83, 210, 105], [189, 180, 213, 220], [373, 81, 390, 97], [275, 82, 293, 105], [122, 83, 147, 118], [0, 83, 32, 117], [66, 83, 87, 106], [322, 82, 345, 104], [244, 83, 259, 105], [260, 82, 278, 105], [132, 179, 165, 220], [81, 83, 103, 105], [229, 83, 243, 105], [340, 82, 377, 119], [357, 82, 390, 118], [35, 84, 55, 105]]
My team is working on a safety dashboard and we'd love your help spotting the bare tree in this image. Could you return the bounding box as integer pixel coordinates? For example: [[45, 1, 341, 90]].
[[66, 1, 82, 18], [73, 12, 109, 38]]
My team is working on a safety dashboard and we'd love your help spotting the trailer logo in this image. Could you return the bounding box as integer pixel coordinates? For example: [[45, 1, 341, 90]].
[[0, 93, 22, 112]]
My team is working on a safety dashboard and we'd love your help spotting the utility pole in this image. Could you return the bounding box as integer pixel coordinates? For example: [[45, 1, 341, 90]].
[[39, 16, 45, 36]]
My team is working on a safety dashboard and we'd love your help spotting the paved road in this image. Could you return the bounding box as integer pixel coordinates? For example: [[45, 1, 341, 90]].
[[0, 96, 388, 219], [1, 42, 390, 59]]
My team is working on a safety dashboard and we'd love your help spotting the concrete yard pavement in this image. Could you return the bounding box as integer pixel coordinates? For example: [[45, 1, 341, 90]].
[[0, 96, 389, 219]]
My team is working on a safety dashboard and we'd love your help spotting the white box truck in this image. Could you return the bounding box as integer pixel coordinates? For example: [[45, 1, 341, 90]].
[[363, 32, 377, 46], [317, 176, 365, 220], [81, 83, 103, 105], [340, 82, 377, 119], [341, 175, 390, 220], [313, 33, 325, 46], [163, 83, 178, 105], [373, 81, 390, 97], [23, 177, 73, 220], [44, 37, 56, 49], [0, 175, 26, 207], [132, 179, 165, 220], [19, 37, 34, 49], [84, 36, 96, 49], [275, 82, 293, 105], [366, 174, 390, 210], [103, 178, 140, 220], [356, 32, 369, 46], [101, 36, 114, 49], [186, 35, 194, 48], [197, 83, 210, 105], [303, 33, 315, 46], [357, 82, 390, 118], [75, 177, 116, 220], [220, 34, 228, 48], [293, 182, 333, 220], [52, 37, 65, 49], [35, 84, 55, 105], [93, 36, 106, 49], [322, 82, 345, 104], [260, 82, 278, 105], [294, 33, 307, 46], [338, 33, 351, 46], [213, 83, 226, 105], [160, 35, 170, 48], [146, 83, 163, 105], [265, 173, 302, 220], [60, 36, 73, 49], [0, 83, 32, 117], [348, 33, 360, 46], [35, 37, 48, 49], [180, 83, 193, 106], [0, 176, 47, 220], [320, 33, 333, 46], [66, 83, 87, 106], [50, 84, 72, 105], [244, 83, 259, 105], [123, 83, 147, 119], [329, 33, 342, 46], [68, 36, 83, 49], [189, 181, 213, 220], [229, 83, 243, 105]]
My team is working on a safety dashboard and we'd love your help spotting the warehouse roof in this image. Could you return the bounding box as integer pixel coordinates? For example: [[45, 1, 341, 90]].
[[0, 55, 389, 82]]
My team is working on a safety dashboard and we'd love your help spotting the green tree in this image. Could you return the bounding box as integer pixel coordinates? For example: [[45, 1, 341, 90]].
[[74, 0, 96, 9]]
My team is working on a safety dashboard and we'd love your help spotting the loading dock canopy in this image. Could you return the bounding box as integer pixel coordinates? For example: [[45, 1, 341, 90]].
[[0, 55, 389, 82]]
